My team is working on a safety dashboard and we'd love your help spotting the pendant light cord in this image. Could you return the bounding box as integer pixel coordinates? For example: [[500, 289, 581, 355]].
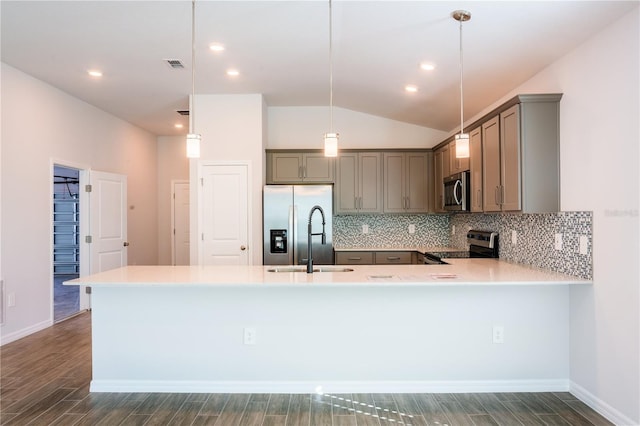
[[459, 16, 464, 136], [190, 0, 196, 134], [329, 0, 334, 133]]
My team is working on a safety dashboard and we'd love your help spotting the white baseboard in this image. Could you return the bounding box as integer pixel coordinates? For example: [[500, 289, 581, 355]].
[[0, 319, 52, 346], [570, 381, 638, 426], [90, 379, 570, 394]]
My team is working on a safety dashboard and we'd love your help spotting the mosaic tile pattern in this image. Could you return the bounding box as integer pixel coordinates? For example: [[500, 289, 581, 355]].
[[334, 211, 592, 279], [333, 214, 450, 249], [449, 211, 593, 279]]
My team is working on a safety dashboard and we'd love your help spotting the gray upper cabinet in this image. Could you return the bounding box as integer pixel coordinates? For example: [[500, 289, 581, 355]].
[[482, 115, 501, 212], [433, 147, 445, 212], [267, 151, 334, 184], [469, 126, 483, 212], [481, 94, 561, 213], [335, 152, 382, 214], [383, 152, 430, 213]]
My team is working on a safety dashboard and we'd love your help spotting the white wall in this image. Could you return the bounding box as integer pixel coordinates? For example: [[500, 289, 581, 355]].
[[157, 136, 189, 265], [268, 106, 448, 149], [189, 94, 265, 266], [460, 8, 639, 424], [0, 63, 159, 343]]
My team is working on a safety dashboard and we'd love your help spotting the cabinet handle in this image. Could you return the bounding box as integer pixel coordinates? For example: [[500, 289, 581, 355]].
[[477, 189, 482, 208], [495, 186, 500, 205], [302, 166, 307, 178], [500, 185, 505, 205], [387, 256, 400, 261], [348, 257, 362, 261], [298, 166, 303, 179]]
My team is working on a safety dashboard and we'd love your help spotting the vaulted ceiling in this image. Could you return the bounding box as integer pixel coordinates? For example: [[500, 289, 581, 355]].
[[1, 1, 636, 136]]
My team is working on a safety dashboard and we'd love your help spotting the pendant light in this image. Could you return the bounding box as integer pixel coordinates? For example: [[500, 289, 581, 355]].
[[323, 0, 338, 157], [453, 10, 471, 159], [186, 0, 201, 158]]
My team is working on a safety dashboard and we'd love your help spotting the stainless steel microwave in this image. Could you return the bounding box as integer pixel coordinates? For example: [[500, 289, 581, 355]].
[[443, 171, 470, 211]]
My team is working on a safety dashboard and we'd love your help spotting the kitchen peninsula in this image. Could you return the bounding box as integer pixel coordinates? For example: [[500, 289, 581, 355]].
[[68, 261, 589, 394]]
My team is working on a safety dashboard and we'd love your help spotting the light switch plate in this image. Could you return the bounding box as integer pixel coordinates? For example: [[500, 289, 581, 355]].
[[511, 230, 517, 245], [408, 224, 415, 234], [451, 225, 456, 235], [362, 224, 369, 234], [554, 233, 563, 251], [579, 235, 588, 255]]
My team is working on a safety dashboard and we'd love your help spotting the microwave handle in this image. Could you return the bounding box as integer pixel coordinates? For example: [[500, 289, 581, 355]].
[[453, 180, 462, 205]]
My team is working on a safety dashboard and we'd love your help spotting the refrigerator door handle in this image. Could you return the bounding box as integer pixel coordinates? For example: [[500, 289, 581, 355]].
[[290, 204, 296, 265]]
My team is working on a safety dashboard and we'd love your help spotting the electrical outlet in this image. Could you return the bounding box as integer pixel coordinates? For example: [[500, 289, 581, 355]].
[[408, 224, 415, 234], [554, 233, 563, 251], [511, 230, 517, 245], [7, 292, 15, 307], [362, 224, 369, 234], [243, 327, 257, 345], [579, 235, 588, 255], [451, 225, 456, 235], [492, 325, 504, 344]]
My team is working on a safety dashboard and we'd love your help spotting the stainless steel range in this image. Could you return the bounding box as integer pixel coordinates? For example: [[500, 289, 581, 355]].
[[424, 230, 499, 264]]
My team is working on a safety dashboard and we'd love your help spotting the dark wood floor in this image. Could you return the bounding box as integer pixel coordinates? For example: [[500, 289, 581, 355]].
[[1, 312, 614, 426]]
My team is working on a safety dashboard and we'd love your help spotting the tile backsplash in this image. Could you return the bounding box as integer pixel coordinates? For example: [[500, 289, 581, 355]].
[[333, 211, 592, 279], [449, 211, 593, 279], [333, 214, 450, 248]]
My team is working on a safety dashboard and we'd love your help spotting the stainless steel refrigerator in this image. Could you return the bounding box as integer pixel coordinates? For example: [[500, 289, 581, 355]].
[[263, 185, 334, 265]]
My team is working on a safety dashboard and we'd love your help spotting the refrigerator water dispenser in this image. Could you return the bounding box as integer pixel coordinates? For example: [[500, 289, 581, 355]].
[[270, 229, 288, 254]]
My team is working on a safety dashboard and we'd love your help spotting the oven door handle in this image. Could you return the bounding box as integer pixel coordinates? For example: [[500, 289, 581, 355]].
[[453, 180, 462, 205]]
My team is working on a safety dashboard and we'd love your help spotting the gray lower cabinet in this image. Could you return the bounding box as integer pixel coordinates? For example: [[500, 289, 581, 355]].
[[335, 152, 382, 214], [335, 250, 416, 265], [267, 151, 334, 184], [335, 251, 374, 265], [383, 152, 430, 213]]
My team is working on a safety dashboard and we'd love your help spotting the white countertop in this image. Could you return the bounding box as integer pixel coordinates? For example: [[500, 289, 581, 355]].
[[66, 259, 590, 287]]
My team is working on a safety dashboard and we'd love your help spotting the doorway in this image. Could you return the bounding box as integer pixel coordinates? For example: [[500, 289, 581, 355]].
[[53, 165, 80, 322]]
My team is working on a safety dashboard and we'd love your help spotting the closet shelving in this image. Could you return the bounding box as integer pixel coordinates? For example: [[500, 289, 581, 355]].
[[53, 176, 79, 275]]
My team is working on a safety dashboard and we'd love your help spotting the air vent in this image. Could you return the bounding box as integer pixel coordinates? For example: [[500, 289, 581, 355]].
[[165, 59, 185, 69], [177, 110, 190, 116]]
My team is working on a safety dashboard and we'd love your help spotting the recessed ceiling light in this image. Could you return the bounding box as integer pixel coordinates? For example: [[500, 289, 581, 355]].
[[209, 43, 225, 52], [174, 123, 184, 129], [420, 62, 436, 71], [405, 85, 418, 93], [227, 69, 240, 77], [87, 70, 103, 77]]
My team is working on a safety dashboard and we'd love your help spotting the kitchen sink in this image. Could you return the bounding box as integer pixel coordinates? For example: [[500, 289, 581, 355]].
[[267, 266, 354, 273]]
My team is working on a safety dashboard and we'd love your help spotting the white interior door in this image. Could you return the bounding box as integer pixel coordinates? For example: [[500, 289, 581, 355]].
[[200, 164, 249, 265], [172, 181, 190, 265], [89, 171, 127, 273]]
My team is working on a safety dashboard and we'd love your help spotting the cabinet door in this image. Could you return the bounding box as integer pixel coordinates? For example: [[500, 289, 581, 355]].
[[442, 144, 451, 178], [405, 152, 429, 213], [270, 153, 302, 183], [335, 153, 358, 214], [359, 152, 383, 213], [469, 126, 483, 212], [433, 149, 444, 212], [303, 154, 334, 183], [500, 104, 521, 211], [374, 251, 413, 264], [335, 251, 374, 265], [482, 116, 501, 212], [382, 152, 405, 213]]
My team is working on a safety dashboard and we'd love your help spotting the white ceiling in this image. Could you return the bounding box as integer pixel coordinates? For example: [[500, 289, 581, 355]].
[[1, 1, 636, 137]]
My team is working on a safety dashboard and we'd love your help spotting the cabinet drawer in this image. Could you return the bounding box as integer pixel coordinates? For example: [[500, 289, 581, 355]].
[[374, 251, 413, 264], [335, 251, 374, 265]]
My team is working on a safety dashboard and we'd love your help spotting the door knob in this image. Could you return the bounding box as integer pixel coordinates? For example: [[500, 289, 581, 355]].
[[123, 242, 130, 247], [240, 245, 247, 251]]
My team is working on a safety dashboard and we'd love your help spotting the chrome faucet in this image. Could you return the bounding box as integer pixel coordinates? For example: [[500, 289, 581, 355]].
[[307, 205, 327, 273]]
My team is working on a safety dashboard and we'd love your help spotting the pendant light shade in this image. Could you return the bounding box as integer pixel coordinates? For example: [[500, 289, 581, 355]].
[[186, 133, 201, 158], [324, 133, 338, 157], [453, 10, 471, 159], [324, 0, 338, 157], [186, 0, 201, 158]]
